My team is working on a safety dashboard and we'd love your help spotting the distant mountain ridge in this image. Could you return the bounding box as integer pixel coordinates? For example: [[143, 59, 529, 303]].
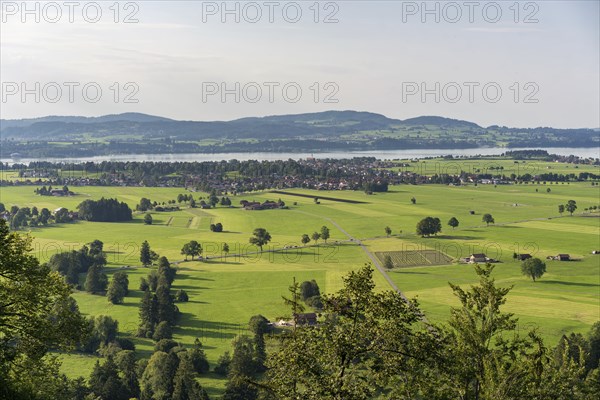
[[0, 110, 463, 128], [0, 111, 484, 138], [1, 111, 598, 158], [0, 112, 172, 129]]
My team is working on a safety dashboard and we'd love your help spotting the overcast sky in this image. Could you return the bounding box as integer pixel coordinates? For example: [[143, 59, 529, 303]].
[[1, 0, 598, 128]]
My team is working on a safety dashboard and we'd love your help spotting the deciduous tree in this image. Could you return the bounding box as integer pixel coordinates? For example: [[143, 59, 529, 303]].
[[521, 257, 547, 282], [482, 213, 495, 226], [320, 226, 330, 243], [249, 228, 271, 252], [566, 199, 578, 216], [0, 220, 87, 398], [448, 217, 459, 230]]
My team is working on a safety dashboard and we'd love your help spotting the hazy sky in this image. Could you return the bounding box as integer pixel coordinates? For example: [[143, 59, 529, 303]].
[[1, 0, 599, 128]]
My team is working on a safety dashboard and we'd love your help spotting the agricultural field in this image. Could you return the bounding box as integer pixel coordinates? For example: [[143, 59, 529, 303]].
[[375, 250, 454, 267], [1, 180, 599, 397], [387, 156, 600, 177]]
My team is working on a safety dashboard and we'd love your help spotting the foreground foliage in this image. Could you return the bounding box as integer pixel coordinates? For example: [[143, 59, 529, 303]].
[[0, 219, 87, 399], [262, 264, 600, 400]]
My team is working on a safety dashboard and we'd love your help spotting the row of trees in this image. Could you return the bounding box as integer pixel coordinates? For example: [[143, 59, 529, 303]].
[[138, 255, 180, 341], [301, 226, 330, 246], [416, 215, 491, 237], [1, 203, 69, 229]]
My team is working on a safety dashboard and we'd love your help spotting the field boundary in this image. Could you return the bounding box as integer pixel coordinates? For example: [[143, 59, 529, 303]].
[[270, 190, 369, 204]]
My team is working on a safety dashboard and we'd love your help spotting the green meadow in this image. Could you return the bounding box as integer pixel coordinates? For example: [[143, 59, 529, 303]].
[[1, 178, 599, 397]]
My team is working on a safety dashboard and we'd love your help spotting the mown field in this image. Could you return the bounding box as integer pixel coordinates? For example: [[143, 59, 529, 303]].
[[1, 179, 599, 397]]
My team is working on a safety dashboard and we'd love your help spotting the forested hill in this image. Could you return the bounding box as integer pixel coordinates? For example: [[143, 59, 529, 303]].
[[1, 111, 598, 157]]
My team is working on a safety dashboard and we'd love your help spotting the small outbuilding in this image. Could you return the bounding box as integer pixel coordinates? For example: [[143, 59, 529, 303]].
[[470, 253, 487, 263], [556, 254, 571, 261], [517, 254, 532, 261]]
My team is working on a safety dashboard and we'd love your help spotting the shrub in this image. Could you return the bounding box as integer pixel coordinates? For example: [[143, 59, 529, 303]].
[[152, 321, 173, 341]]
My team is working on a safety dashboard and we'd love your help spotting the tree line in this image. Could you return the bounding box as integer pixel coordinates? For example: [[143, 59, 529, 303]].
[[77, 197, 133, 222]]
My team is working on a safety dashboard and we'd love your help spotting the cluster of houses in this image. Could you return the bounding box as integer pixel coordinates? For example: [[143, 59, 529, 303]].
[[240, 199, 286, 211]]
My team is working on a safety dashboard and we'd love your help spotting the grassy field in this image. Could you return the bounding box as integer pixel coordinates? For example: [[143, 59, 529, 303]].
[[387, 156, 600, 177], [1, 178, 599, 397]]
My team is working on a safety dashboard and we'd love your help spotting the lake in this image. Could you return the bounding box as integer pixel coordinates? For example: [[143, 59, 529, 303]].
[[2, 147, 599, 165]]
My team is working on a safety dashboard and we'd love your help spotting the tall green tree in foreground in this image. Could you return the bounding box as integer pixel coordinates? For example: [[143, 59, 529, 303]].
[[265, 265, 426, 399], [0, 219, 87, 399], [263, 263, 600, 400]]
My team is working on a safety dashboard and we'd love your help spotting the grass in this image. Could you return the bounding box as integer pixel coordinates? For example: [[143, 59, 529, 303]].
[[1, 178, 598, 397]]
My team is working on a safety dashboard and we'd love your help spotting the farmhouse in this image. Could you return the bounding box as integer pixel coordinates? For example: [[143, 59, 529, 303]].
[[469, 253, 488, 263]]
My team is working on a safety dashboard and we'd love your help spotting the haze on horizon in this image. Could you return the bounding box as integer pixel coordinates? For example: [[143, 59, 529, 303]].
[[1, 0, 599, 129]]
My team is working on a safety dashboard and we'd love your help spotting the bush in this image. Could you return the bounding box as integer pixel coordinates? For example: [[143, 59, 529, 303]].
[[175, 289, 189, 302], [154, 338, 179, 353], [300, 280, 320, 301], [152, 321, 173, 341], [305, 295, 324, 310], [214, 351, 231, 376], [139, 277, 149, 291], [115, 337, 136, 351], [190, 339, 210, 374]]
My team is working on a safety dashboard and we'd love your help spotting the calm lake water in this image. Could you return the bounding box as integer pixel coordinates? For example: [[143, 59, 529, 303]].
[[3, 147, 599, 165]]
